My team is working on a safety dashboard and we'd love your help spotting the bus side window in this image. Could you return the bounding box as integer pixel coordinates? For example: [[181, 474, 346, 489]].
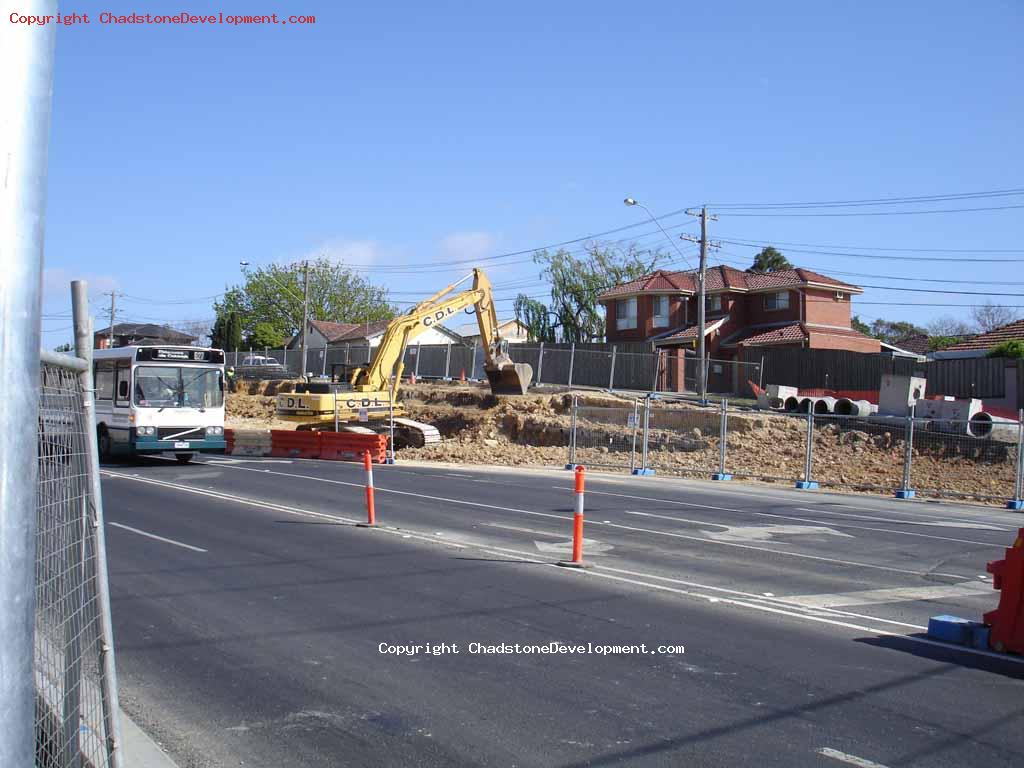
[[95, 361, 114, 400], [115, 363, 130, 406]]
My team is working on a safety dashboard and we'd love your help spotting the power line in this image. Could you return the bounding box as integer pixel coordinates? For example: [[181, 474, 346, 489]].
[[713, 235, 1024, 254], [718, 238, 1024, 262], [716, 203, 1024, 218], [708, 187, 1024, 210]]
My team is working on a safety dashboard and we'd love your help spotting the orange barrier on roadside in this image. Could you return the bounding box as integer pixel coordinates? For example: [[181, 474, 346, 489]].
[[320, 432, 387, 463], [270, 429, 321, 459], [984, 528, 1024, 654]]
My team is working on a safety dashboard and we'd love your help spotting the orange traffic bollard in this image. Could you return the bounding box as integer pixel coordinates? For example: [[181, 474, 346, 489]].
[[460, 367, 466, 382], [357, 450, 377, 527], [558, 465, 590, 568]]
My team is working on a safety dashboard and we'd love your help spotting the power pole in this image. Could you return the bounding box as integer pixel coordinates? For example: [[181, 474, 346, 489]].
[[682, 206, 719, 403], [300, 261, 310, 378], [106, 291, 118, 347]]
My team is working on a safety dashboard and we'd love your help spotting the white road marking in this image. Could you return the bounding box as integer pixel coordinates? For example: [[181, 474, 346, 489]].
[[533, 538, 612, 555], [199, 463, 972, 580], [483, 522, 564, 538], [784, 582, 993, 609], [206, 458, 294, 465], [817, 747, 891, 768], [105, 469, 1024, 664], [706, 524, 853, 542], [795, 508, 1007, 532], [107, 522, 208, 553], [570, 488, 1003, 546]]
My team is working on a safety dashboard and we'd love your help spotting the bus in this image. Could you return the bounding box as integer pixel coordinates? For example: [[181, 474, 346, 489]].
[[92, 345, 227, 463]]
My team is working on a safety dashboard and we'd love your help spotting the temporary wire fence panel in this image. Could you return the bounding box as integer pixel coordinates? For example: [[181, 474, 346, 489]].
[[643, 404, 721, 477], [908, 417, 1019, 502], [723, 408, 807, 483], [570, 403, 640, 470], [808, 413, 906, 492], [36, 360, 119, 768]]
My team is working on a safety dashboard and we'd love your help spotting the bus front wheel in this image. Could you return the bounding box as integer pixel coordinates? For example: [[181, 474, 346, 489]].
[[175, 453, 194, 464]]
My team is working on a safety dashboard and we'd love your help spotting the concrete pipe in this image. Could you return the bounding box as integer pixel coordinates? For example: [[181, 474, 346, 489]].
[[968, 412, 1019, 441], [813, 396, 837, 415], [783, 396, 801, 412], [797, 397, 817, 414], [834, 398, 874, 417]]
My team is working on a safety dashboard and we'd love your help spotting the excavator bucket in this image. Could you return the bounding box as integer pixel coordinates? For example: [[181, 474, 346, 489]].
[[486, 362, 533, 396]]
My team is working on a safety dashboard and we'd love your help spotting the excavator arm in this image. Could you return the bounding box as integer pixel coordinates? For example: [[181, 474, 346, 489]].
[[350, 268, 532, 396]]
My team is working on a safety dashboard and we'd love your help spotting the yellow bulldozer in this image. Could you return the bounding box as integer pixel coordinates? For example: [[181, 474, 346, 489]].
[[275, 268, 533, 446]]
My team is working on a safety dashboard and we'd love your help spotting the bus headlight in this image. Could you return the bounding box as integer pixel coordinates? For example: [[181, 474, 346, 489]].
[[205, 426, 224, 436], [138, 426, 156, 436]]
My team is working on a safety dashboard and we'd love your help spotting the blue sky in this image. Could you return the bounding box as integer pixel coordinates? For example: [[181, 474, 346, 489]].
[[37, 0, 1024, 346]]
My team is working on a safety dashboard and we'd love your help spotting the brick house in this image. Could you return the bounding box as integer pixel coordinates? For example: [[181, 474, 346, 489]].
[[598, 265, 879, 391]]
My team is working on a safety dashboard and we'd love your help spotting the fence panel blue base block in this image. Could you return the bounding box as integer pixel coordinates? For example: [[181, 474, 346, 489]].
[[1007, 499, 1024, 511], [712, 473, 732, 481], [971, 625, 991, 651], [631, 468, 656, 476], [565, 464, 579, 470], [384, 457, 397, 465], [927, 615, 982, 646], [794, 481, 818, 490], [895, 489, 916, 499]]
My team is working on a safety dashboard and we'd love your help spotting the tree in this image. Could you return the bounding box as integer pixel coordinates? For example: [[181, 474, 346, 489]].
[[987, 340, 1024, 359], [178, 318, 213, 347], [926, 315, 973, 337], [851, 315, 871, 335], [53, 342, 73, 353], [515, 243, 664, 342], [972, 302, 1018, 334], [213, 258, 394, 344], [211, 309, 243, 351], [863, 318, 926, 344], [246, 321, 285, 350], [746, 246, 793, 274]]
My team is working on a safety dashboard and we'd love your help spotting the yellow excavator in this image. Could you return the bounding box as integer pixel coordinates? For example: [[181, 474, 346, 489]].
[[275, 268, 534, 446]]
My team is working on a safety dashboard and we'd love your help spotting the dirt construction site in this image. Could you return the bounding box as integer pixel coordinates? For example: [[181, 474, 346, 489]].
[[225, 381, 1020, 505]]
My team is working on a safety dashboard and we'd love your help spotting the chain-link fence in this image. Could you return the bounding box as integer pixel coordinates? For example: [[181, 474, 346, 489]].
[[36, 353, 122, 768], [563, 396, 1024, 505]]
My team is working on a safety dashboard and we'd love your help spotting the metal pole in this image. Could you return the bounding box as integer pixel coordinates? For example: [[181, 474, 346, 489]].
[[641, 394, 652, 471], [569, 394, 578, 467], [388, 384, 396, 464], [804, 410, 814, 484], [536, 342, 544, 384], [300, 261, 309, 379], [414, 343, 421, 378], [1013, 408, 1024, 503], [283, 345, 287, 367], [72, 283, 124, 768], [651, 349, 662, 392], [321, 345, 327, 376], [608, 345, 617, 390], [901, 405, 916, 494], [1, 6, 55, 763], [630, 399, 640, 472], [568, 342, 576, 388], [719, 398, 728, 476], [108, 291, 116, 346], [697, 207, 708, 404], [470, 342, 478, 382], [444, 342, 451, 380]]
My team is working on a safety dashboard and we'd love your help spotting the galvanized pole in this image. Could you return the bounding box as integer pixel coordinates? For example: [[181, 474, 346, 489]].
[[388, 384, 396, 464], [414, 343, 421, 379], [536, 342, 545, 384], [568, 394, 578, 467], [641, 394, 652, 472], [608, 345, 617, 390], [804, 410, 814, 485], [283, 345, 287, 368], [0, 5, 56, 764], [718, 398, 728, 477], [568, 342, 576, 388], [651, 349, 662, 392], [470, 342, 478, 382], [696, 207, 708, 404], [300, 261, 309, 379], [899, 405, 916, 499], [73, 283, 125, 768], [444, 342, 452, 380], [630, 399, 640, 472], [1012, 408, 1023, 506]]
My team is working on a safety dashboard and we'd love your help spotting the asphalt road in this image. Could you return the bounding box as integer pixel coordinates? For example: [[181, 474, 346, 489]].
[[100, 455, 1024, 767]]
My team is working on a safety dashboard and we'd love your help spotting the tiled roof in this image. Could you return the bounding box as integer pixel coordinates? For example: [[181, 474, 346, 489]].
[[733, 323, 808, 347], [650, 317, 728, 345], [334, 319, 392, 341], [892, 333, 930, 355], [309, 320, 359, 342], [944, 318, 1024, 351], [597, 265, 860, 301], [94, 322, 196, 342]]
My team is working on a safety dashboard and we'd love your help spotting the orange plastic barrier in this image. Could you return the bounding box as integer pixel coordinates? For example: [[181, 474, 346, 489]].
[[270, 430, 321, 459], [984, 528, 1024, 654], [319, 432, 387, 463]]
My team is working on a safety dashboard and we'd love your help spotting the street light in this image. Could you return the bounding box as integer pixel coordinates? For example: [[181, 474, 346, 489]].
[[623, 196, 707, 402]]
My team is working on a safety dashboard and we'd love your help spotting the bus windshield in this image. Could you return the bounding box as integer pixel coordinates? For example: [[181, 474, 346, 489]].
[[134, 366, 224, 409]]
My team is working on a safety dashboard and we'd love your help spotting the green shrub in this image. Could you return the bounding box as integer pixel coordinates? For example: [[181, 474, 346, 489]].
[[986, 340, 1024, 359]]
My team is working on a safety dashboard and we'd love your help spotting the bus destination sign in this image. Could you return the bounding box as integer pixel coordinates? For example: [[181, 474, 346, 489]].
[[136, 348, 225, 364]]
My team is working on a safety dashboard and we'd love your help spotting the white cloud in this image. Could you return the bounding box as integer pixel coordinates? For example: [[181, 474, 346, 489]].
[[439, 231, 497, 261]]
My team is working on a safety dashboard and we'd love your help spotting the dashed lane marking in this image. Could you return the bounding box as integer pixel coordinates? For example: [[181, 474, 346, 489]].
[[783, 581, 993, 609], [108, 521, 208, 553], [817, 747, 891, 768]]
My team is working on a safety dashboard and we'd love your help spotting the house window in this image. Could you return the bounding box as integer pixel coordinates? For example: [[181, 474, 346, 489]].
[[616, 297, 637, 330], [764, 291, 790, 311], [705, 295, 722, 313], [651, 296, 669, 327]]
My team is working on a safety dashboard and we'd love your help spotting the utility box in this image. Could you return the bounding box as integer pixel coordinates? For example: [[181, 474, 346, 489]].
[[879, 375, 927, 416], [760, 384, 798, 410]]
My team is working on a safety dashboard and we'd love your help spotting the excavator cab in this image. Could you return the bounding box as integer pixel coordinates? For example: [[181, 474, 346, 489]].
[[484, 339, 533, 396]]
